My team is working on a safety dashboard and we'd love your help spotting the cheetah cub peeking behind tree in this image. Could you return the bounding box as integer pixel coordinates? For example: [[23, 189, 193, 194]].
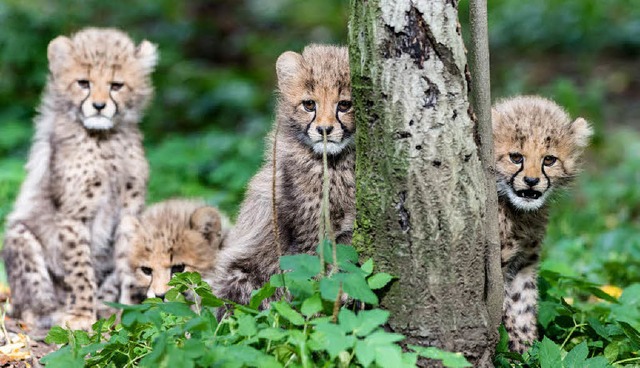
[[2, 28, 156, 330], [99, 199, 228, 307], [492, 96, 592, 353], [213, 45, 355, 305]]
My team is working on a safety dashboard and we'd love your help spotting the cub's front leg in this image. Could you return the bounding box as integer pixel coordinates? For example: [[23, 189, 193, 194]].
[[503, 263, 538, 353], [57, 219, 97, 330]]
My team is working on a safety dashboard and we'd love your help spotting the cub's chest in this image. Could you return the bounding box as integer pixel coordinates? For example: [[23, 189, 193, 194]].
[[51, 134, 143, 202]]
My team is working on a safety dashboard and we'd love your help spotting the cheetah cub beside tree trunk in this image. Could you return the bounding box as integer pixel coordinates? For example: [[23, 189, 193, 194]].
[[2, 28, 156, 331], [493, 96, 592, 353], [98, 199, 228, 308], [213, 45, 355, 305]]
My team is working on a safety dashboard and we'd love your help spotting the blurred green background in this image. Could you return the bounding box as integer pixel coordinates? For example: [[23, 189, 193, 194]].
[[0, 0, 639, 363]]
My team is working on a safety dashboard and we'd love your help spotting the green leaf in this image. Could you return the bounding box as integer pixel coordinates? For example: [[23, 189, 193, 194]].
[[45, 326, 70, 344], [236, 314, 258, 337], [367, 272, 394, 290], [40, 346, 84, 367], [319, 276, 341, 301], [280, 254, 322, 279], [257, 328, 288, 341], [249, 282, 276, 309], [301, 293, 323, 317], [318, 242, 359, 265], [539, 337, 562, 368], [496, 325, 510, 353], [410, 345, 472, 368], [272, 301, 305, 326], [361, 258, 374, 275], [563, 341, 588, 368], [355, 339, 376, 367], [341, 273, 378, 305], [375, 345, 404, 368], [312, 322, 356, 359]]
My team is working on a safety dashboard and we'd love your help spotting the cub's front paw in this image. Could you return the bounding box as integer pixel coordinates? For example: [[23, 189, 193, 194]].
[[60, 312, 96, 331]]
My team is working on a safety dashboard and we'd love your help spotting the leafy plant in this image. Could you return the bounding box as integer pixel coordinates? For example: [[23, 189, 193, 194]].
[[42, 246, 470, 368]]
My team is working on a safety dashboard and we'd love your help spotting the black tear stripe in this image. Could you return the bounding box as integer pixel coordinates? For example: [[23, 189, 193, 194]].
[[508, 160, 524, 189], [541, 164, 552, 191], [335, 108, 353, 138]]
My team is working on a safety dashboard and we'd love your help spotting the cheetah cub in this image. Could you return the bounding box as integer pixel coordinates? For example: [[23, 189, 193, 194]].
[[213, 45, 355, 304], [493, 96, 592, 352], [99, 199, 228, 306], [2, 28, 156, 330]]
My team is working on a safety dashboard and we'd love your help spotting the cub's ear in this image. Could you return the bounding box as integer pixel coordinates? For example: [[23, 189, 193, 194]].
[[47, 36, 73, 74], [276, 51, 304, 89], [135, 40, 158, 72], [190, 207, 222, 247], [571, 117, 593, 148]]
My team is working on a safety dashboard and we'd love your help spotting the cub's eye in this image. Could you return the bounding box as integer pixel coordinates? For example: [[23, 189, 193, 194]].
[[171, 264, 185, 274], [110, 82, 124, 91], [302, 100, 316, 112], [543, 155, 557, 166], [509, 153, 524, 164], [337, 100, 352, 113], [141, 266, 152, 276], [77, 80, 90, 89]]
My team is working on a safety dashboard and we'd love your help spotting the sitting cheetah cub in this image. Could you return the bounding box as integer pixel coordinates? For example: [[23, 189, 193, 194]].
[[213, 45, 355, 304], [2, 28, 156, 330], [99, 199, 228, 307], [493, 96, 592, 352]]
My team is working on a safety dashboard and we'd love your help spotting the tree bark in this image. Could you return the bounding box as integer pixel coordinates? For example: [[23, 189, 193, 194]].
[[349, 1, 498, 365]]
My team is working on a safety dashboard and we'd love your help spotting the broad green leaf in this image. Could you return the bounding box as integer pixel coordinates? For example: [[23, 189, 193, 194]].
[[280, 254, 322, 279], [354, 339, 376, 368], [249, 282, 276, 309], [341, 273, 378, 305], [301, 293, 323, 317], [375, 345, 404, 368], [319, 276, 341, 301], [367, 272, 394, 290], [312, 322, 356, 359], [237, 314, 257, 337], [45, 326, 70, 344], [319, 242, 359, 265], [539, 337, 562, 368], [272, 301, 305, 326], [361, 258, 374, 275], [257, 328, 288, 341], [354, 309, 390, 336], [563, 341, 588, 368]]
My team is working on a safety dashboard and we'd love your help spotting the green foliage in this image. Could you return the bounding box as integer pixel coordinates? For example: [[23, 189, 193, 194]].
[[42, 247, 470, 368]]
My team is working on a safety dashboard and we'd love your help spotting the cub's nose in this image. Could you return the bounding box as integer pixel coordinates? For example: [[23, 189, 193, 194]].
[[155, 292, 166, 300], [524, 176, 540, 187], [93, 102, 106, 111], [316, 126, 334, 136]]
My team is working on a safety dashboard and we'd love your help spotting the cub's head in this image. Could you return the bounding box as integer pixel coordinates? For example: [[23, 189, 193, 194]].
[[46, 27, 158, 130], [276, 44, 353, 156], [119, 201, 224, 301], [492, 96, 592, 211]]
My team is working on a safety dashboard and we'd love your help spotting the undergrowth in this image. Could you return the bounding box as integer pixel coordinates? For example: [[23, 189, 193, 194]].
[[41, 244, 471, 368]]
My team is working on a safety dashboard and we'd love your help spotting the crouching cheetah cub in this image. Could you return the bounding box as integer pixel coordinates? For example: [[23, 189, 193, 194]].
[[2, 28, 156, 330], [99, 199, 228, 307], [213, 45, 355, 305], [493, 96, 592, 352]]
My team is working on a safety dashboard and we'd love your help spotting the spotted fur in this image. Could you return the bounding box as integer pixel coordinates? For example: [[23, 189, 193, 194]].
[[2, 28, 156, 330], [493, 96, 592, 352], [213, 45, 355, 305]]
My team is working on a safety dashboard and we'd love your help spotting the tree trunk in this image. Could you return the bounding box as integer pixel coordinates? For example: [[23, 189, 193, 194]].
[[349, 1, 499, 365]]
